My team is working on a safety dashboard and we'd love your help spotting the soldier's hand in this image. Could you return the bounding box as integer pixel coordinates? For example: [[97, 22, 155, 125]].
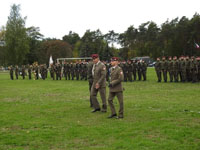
[[95, 83, 100, 89]]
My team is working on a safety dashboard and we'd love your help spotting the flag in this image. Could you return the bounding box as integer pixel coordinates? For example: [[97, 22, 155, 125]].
[[195, 43, 200, 49], [49, 55, 53, 67]]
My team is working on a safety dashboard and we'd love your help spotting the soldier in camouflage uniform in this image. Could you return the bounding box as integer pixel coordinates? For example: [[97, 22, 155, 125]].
[[137, 60, 142, 81], [141, 60, 147, 81], [168, 56, 173, 82], [155, 57, 162, 82], [161, 56, 168, 82], [21, 65, 26, 80], [127, 60, 133, 82], [63, 61, 68, 80], [55, 63, 62, 80], [75, 61, 80, 80], [15, 65, 19, 80], [66, 62, 71, 80], [70, 62, 75, 80], [123, 61, 128, 82], [190, 56, 198, 83], [185, 56, 191, 82], [50, 64, 55, 80], [173, 56, 179, 82], [28, 65, 32, 80], [180, 56, 186, 82], [132, 60, 137, 81], [9, 65, 14, 80]]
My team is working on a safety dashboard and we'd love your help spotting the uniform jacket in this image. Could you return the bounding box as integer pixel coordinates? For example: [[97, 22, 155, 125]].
[[110, 65, 124, 92], [93, 61, 106, 88]]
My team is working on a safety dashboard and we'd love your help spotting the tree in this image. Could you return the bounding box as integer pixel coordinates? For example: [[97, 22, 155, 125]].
[[37, 40, 72, 64], [5, 4, 29, 65], [62, 31, 80, 49], [26, 26, 43, 64], [0, 26, 6, 65]]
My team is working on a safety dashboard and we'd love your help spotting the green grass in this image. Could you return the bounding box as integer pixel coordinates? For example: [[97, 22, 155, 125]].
[[0, 68, 200, 150]]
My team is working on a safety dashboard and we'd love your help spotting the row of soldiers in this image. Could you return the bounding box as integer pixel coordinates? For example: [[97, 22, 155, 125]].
[[8, 63, 48, 80], [155, 56, 200, 83], [8, 60, 148, 82], [118, 60, 147, 82]]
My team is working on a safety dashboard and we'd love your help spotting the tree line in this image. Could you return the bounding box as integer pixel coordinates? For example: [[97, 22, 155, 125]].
[[0, 4, 200, 66]]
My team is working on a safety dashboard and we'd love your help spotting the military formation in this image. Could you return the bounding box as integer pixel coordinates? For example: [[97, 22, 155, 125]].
[[155, 56, 200, 83], [8, 59, 148, 82]]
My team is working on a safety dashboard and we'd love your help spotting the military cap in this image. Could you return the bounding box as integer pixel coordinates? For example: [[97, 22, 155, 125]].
[[91, 54, 99, 59], [111, 57, 119, 61]]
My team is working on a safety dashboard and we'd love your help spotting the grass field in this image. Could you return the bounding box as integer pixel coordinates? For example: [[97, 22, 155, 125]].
[[0, 68, 200, 150]]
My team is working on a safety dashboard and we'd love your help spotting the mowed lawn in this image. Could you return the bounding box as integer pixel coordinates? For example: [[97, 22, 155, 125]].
[[0, 68, 200, 150]]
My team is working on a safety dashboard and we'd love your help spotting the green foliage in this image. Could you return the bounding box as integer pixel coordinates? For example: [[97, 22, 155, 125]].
[[5, 4, 29, 65], [37, 40, 72, 64], [0, 68, 200, 149], [26, 26, 44, 64]]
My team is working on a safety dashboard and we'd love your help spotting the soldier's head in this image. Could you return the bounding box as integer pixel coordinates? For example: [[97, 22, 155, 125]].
[[162, 56, 165, 61], [157, 57, 160, 61], [91, 54, 99, 64], [110, 57, 119, 66], [173, 56, 177, 60], [168, 56, 172, 61]]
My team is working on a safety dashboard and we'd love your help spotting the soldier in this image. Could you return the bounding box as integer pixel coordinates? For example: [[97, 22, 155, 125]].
[[44, 64, 48, 79], [107, 57, 124, 119], [90, 54, 107, 113], [173, 56, 179, 82], [83, 61, 88, 80], [9, 65, 14, 80], [168, 56, 173, 82], [70, 62, 75, 80], [50, 64, 55, 80], [28, 64, 32, 80], [66, 62, 71, 80], [132, 60, 137, 81], [137, 60, 142, 81], [122, 61, 128, 82], [190, 56, 198, 83], [141, 60, 147, 81], [161, 56, 168, 82], [197, 57, 200, 82], [15, 65, 19, 80], [127, 60, 133, 82], [33, 63, 39, 80], [63, 61, 68, 80], [56, 63, 62, 80], [155, 57, 162, 82], [180, 56, 186, 82], [185, 56, 191, 82], [75, 61, 80, 80], [21, 65, 26, 79], [87, 59, 94, 107]]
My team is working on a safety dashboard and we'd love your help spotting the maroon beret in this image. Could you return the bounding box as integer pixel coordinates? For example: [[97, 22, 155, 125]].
[[91, 54, 99, 59], [111, 57, 119, 61]]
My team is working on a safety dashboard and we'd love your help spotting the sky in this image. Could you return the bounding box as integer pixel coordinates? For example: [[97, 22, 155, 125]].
[[1, 0, 200, 39]]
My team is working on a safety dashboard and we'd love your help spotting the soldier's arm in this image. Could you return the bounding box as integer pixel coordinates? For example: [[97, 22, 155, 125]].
[[97, 65, 106, 85]]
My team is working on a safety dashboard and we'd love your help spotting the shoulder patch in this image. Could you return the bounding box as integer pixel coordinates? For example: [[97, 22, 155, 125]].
[[103, 67, 106, 70]]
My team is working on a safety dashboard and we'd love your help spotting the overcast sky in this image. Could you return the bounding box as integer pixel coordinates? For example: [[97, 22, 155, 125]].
[[1, 0, 200, 39]]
